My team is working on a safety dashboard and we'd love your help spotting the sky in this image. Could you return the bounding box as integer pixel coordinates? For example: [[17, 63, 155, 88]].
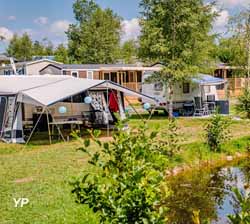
[[0, 0, 249, 52]]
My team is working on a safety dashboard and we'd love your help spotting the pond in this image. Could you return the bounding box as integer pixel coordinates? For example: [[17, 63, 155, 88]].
[[166, 159, 250, 224]]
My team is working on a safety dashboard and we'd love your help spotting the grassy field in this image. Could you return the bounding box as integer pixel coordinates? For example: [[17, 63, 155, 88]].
[[1, 115, 250, 223]]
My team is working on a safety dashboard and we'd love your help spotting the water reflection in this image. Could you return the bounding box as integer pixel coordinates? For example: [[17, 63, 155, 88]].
[[165, 160, 250, 224]]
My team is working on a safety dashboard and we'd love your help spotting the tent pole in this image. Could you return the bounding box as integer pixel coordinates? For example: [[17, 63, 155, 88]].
[[26, 107, 46, 145], [125, 97, 145, 122], [47, 109, 66, 142], [106, 87, 109, 137], [46, 108, 52, 144]]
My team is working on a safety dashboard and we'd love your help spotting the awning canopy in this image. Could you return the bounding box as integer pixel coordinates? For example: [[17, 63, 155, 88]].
[[192, 74, 226, 86], [0, 75, 156, 106]]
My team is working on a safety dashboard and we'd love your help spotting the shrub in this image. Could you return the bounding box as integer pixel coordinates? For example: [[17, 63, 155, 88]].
[[236, 88, 250, 119], [160, 119, 181, 158], [71, 123, 171, 224], [204, 113, 231, 152], [228, 188, 250, 223]]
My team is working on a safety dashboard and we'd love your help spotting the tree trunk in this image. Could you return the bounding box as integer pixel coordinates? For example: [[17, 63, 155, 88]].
[[167, 85, 174, 119]]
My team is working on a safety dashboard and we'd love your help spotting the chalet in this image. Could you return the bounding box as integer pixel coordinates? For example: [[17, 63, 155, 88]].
[[214, 63, 247, 97], [0, 59, 62, 76], [40, 63, 160, 92]]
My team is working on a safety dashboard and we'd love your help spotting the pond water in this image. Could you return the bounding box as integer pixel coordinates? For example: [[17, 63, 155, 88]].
[[166, 159, 250, 224]]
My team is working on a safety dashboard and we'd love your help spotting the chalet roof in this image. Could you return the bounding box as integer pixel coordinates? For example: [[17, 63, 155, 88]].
[[62, 64, 160, 71]]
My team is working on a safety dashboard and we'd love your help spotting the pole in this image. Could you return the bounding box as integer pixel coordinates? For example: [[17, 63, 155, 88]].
[[106, 87, 109, 137], [46, 108, 52, 144], [26, 107, 46, 145]]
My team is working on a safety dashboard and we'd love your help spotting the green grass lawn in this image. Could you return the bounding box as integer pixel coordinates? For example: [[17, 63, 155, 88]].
[[1, 115, 250, 223]]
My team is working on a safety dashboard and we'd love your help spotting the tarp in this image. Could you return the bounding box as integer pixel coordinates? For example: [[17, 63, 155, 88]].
[[0, 75, 156, 106], [192, 74, 226, 86]]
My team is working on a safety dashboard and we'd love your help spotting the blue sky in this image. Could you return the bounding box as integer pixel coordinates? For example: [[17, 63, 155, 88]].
[[0, 0, 249, 52]]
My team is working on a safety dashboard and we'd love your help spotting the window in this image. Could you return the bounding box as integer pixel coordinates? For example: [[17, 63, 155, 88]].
[[137, 71, 142, 83], [104, 73, 110, 80], [216, 84, 224, 90], [183, 83, 190, 94], [111, 72, 117, 82], [154, 82, 163, 91], [87, 71, 94, 79], [71, 71, 79, 78], [62, 70, 67, 75]]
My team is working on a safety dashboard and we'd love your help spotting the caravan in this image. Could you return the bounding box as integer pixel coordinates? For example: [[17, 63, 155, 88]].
[[142, 73, 228, 116]]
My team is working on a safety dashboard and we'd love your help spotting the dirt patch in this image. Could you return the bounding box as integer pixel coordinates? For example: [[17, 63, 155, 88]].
[[14, 177, 34, 184]]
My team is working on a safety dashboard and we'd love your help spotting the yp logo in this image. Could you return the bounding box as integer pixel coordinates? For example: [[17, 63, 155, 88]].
[[13, 198, 29, 208]]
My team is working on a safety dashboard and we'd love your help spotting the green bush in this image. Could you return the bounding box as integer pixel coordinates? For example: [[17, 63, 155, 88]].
[[236, 88, 250, 119], [228, 188, 250, 223], [204, 113, 231, 152], [71, 123, 171, 224]]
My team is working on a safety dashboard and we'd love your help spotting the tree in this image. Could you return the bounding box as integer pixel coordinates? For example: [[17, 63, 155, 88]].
[[67, 0, 122, 64], [42, 38, 54, 56], [236, 87, 250, 119], [227, 9, 250, 83], [139, 0, 216, 117], [7, 33, 33, 61], [120, 40, 138, 64], [204, 113, 231, 152], [54, 44, 69, 63], [32, 40, 45, 56]]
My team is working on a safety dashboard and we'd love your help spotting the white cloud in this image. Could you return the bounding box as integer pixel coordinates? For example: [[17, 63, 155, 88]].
[[34, 16, 49, 25], [216, 0, 249, 8], [49, 20, 70, 36], [212, 6, 229, 34], [121, 18, 141, 42], [7, 16, 16, 21], [0, 27, 13, 41]]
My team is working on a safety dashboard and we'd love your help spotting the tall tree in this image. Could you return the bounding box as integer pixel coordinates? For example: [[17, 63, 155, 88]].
[[139, 0, 215, 117], [120, 40, 138, 64], [67, 0, 122, 64], [7, 33, 33, 61], [54, 44, 69, 63], [42, 38, 54, 56], [227, 9, 250, 82], [32, 40, 45, 56]]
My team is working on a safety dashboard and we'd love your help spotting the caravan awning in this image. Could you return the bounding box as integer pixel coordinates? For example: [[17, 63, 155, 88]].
[[0, 75, 156, 106], [192, 74, 226, 86]]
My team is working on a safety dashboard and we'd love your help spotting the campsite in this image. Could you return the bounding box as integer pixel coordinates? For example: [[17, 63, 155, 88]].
[[1, 0, 250, 223]]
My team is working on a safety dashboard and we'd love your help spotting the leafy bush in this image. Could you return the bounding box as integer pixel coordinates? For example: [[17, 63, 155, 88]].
[[236, 88, 250, 119], [228, 188, 250, 223], [204, 113, 231, 152], [71, 123, 171, 224], [160, 119, 181, 157]]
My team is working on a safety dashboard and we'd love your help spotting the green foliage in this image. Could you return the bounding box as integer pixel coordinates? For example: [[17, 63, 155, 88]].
[[71, 123, 171, 223], [139, 0, 216, 117], [160, 119, 181, 157], [54, 44, 69, 63], [228, 188, 250, 224], [7, 33, 33, 61], [236, 88, 250, 119], [119, 40, 138, 64], [67, 0, 121, 64], [204, 113, 231, 152]]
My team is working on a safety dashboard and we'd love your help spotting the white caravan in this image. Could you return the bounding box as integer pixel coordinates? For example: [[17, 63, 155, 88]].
[[142, 73, 227, 115]]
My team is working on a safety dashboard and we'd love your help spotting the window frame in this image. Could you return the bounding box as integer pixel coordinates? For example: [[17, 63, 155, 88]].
[[71, 71, 79, 78]]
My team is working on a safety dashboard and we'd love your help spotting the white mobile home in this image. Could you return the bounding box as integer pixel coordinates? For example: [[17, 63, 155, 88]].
[[142, 73, 228, 116]]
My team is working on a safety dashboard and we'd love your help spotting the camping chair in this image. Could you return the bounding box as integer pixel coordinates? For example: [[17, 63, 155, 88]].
[[193, 97, 209, 116], [206, 95, 216, 114]]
